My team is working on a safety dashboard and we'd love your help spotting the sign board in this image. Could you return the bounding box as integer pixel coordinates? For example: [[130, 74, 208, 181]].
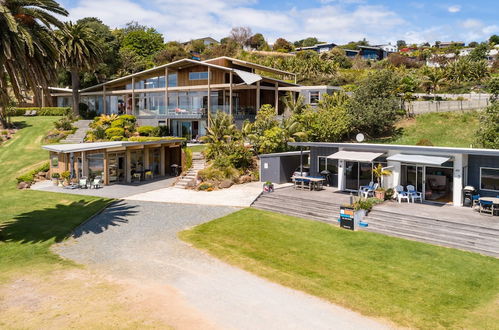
[[339, 206, 355, 230]]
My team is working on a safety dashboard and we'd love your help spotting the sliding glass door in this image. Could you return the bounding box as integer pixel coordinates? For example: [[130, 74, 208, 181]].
[[345, 161, 373, 191]]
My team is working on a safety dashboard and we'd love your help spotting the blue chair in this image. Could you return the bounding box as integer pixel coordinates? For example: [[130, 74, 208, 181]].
[[472, 194, 481, 208], [479, 200, 494, 215]]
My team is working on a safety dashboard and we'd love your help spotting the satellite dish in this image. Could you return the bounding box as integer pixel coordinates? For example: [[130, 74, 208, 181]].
[[356, 133, 365, 142]]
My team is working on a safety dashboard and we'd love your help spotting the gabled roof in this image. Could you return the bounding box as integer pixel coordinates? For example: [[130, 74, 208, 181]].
[[203, 56, 295, 77], [42, 139, 184, 153]]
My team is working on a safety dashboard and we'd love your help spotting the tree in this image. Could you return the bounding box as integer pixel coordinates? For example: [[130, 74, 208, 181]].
[[229, 26, 252, 48], [121, 26, 164, 59], [118, 48, 149, 75], [273, 38, 294, 52], [248, 33, 267, 50], [58, 22, 103, 116], [397, 40, 407, 50], [153, 41, 188, 65], [489, 35, 499, 45], [282, 92, 308, 116], [468, 41, 479, 48], [420, 67, 446, 94], [347, 70, 401, 137], [294, 37, 320, 47], [476, 102, 499, 148], [468, 43, 489, 62], [487, 76, 499, 102], [319, 48, 352, 69], [0, 0, 67, 128]]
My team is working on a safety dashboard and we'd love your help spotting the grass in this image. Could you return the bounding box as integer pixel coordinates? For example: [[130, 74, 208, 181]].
[[187, 144, 207, 153], [180, 208, 499, 329], [0, 116, 112, 276], [371, 111, 480, 147]]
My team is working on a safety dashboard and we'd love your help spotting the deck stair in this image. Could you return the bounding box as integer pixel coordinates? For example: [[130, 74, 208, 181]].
[[174, 152, 205, 189], [60, 120, 92, 144], [364, 210, 499, 257], [251, 188, 499, 257]]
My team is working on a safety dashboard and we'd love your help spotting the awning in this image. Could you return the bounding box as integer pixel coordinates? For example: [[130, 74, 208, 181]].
[[386, 153, 451, 165], [327, 150, 384, 162], [234, 69, 262, 85]]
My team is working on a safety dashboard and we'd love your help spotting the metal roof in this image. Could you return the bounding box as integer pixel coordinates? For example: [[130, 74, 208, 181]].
[[259, 150, 310, 158], [288, 142, 499, 157], [42, 139, 183, 153]]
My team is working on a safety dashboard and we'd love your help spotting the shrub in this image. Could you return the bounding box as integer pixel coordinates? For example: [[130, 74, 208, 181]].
[[120, 114, 137, 124], [61, 171, 70, 180], [110, 136, 124, 141], [137, 125, 156, 136], [198, 182, 213, 191], [127, 136, 181, 142], [110, 118, 125, 128], [8, 107, 71, 116], [156, 125, 169, 136], [51, 172, 60, 179], [54, 117, 74, 131], [184, 148, 193, 170], [105, 127, 125, 139], [198, 167, 226, 181], [16, 162, 50, 184]]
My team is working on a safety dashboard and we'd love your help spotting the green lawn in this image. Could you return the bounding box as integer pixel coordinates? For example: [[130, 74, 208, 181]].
[[372, 111, 480, 147], [187, 144, 207, 153], [180, 208, 499, 329], [0, 117, 111, 278]]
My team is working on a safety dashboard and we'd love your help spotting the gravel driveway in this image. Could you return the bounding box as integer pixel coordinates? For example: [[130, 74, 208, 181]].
[[55, 201, 389, 330]]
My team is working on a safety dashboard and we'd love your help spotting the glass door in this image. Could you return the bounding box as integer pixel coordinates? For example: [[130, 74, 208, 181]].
[[108, 152, 125, 184], [425, 166, 453, 203], [402, 165, 424, 192], [345, 161, 359, 190]]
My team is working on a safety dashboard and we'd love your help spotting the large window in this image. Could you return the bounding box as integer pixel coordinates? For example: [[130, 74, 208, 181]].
[[309, 91, 320, 104], [87, 153, 104, 178], [189, 72, 209, 80], [480, 167, 499, 191], [318, 156, 338, 187]]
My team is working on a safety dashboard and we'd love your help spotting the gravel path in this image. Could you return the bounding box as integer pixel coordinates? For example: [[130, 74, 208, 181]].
[[55, 201, 389, 330]]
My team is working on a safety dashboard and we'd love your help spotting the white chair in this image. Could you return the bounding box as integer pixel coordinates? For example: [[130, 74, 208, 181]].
[[395, 185, 410, 203], [407, 185, 423, 203], [361, 183, 378, 198]]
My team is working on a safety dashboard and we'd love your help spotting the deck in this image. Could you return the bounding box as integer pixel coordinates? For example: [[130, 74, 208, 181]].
[[252, 186, 499, 257]]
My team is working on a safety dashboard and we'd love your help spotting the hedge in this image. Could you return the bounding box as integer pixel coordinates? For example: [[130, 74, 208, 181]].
[[16, 162, 50, 184], [8, 107, 71, 116], [105, 127, 125, 139], [127, 136, 183, 142]]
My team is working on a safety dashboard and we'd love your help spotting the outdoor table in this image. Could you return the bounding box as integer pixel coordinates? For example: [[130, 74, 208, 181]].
[[292, 176, 325, 191], [478, 197, 499, 216]]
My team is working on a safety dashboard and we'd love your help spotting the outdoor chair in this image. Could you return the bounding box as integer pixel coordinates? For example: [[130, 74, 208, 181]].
[[91, 176, 103, 189], [360, 181, 374, 191], [24, 110, 31, 116], [30, 110, 37, 116], [360, 182, 378, 198], [407, 185, 423, 203], [79, 176, 89, 189], [472, 194, 481, 208], [479, 200, 494, 216], [395, 185, 410, 203], [144, 170, 153, 180]]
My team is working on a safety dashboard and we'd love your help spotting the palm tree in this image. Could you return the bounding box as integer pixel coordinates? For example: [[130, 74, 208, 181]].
[[372, 164, 392, 186], [421, 67, 446, 98], [0, 0, 67, 127], [58, 22, 102, 116], [281, 92, 307, 116]]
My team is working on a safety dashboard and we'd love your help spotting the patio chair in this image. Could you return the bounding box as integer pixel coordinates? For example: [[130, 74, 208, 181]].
[[360, 181, 374, 191], [472, 194, 481, 208], [144, 170, 153, 180], [407, 185, 423, 203], [30, 110, 37, 116], [361, 182, 378, 198], [479, 200, 494, 216], [395, 185, 410, 203], [23, 110, 31, 116], [91, 176, 103, 189], [79, 176, 89, 189]]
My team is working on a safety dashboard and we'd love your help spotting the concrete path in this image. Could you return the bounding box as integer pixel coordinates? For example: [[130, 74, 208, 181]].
[[125, 181, 265, 207], [60, 119, 92, 144], [55, 201, 389, 330]]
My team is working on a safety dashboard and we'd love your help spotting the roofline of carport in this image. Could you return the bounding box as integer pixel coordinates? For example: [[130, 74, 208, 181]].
[[288, 142, 499, 157]]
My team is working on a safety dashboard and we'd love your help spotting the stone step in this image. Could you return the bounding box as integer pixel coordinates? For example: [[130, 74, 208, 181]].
[[252, 197, 340, 217], [253, 204, 338, 225]]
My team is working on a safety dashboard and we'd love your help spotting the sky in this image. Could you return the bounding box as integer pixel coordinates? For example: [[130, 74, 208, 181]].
[[59, 0, 499, 45]]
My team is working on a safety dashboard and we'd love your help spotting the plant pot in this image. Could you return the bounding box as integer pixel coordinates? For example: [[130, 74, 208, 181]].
[[52, 178, 58, 186], [57, 180, 63, 187], [374, 190, 385, 200], [263, 183, 274, 193]]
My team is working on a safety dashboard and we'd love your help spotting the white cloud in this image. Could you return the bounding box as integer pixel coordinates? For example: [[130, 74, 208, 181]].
[[447, 5, 461, 13]]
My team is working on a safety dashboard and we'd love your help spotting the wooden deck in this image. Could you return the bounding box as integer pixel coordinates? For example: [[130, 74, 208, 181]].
[[252, 186, 499, 257]]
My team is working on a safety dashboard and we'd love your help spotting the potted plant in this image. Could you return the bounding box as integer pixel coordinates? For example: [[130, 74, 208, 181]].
[[60, 171, 70, 186], [372, 164, 392, 200], [51, 172, 60, 186], [263, 181, 274, 193]]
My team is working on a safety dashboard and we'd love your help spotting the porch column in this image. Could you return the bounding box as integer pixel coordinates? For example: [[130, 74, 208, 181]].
[[104, 152, 109, 185], [131, 77, 135, 115], [164, 67, 168, 116], [274, 82, 279, 115], [160, 145, 166, 176], [256, 81, 261, 111], [103, 85, 107, 114], [82, 151, 88, 177], [69, 152, 75, 179], [452, 154, 464, 207], [388, 161, 401, 189], [208, 67, 211, 126], [125, 149, 131, 183], [337, 159, 345, 190], [229, 71, 233, 116], [144, 148, 150, 171]]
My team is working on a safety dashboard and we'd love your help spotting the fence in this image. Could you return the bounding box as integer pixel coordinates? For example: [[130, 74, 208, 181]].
[[405, 99, 490, 115]]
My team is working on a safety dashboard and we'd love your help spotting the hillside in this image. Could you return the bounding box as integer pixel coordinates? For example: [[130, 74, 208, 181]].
[[372, 111, 480, 148]]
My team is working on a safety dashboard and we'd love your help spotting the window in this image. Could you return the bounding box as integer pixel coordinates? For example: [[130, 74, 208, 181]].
[[318, 156, 339, 187], [189, 72, 209, 80], [51, 156, 59, 168], [480, 167, 499, 191], [87, 153, 104, 178], [309, 91, 320, 104]]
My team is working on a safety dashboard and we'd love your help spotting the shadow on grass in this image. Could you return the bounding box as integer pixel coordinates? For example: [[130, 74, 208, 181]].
[[10, 120, 31, 130], [0, 200, 136, 244]]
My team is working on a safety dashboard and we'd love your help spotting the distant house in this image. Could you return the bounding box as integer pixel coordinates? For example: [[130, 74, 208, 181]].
[[182, 37, 219, 47], [344, 49, 360, 58], [358, 46, 389, 60], [437, 41, 465, 49], [375, 43, 397, 53], [295, 42, 337, 53]]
